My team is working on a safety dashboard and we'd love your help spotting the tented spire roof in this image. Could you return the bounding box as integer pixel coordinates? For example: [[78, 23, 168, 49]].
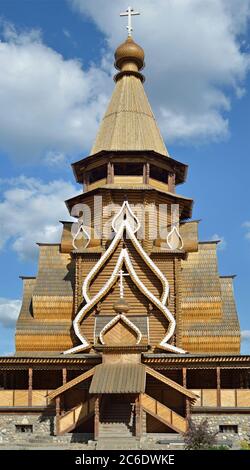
[[91, 37, 169, 157]]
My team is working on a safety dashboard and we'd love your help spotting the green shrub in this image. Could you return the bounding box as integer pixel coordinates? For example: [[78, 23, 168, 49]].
[[183, 419, 218, 450], [240, 440, 250, 450]]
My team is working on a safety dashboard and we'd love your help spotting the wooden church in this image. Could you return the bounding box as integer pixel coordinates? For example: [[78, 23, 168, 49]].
[[0, 10, 249, 446]]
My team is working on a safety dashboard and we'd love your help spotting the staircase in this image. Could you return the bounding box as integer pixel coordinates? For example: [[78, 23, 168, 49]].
[[99, 397, 134, 438], [141, 393, 187, 433], [57, 397, 95, 435]]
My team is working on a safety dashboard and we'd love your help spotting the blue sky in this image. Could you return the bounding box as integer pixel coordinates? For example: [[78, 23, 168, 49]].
[[0, 0, 250, 355]]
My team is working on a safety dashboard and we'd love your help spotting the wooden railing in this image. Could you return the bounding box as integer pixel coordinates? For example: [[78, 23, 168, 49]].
[[58, 397, 95, 435], [190, 389, 250, 408], [0, 390, 52, 407], [141, 393, 187, 433]]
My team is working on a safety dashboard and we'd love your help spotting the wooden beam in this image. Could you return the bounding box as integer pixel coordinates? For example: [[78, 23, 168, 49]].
[[28, 368, 33, 407], [216, 366, 221, 407]]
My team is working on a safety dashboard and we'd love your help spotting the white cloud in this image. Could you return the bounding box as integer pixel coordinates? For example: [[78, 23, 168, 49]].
[[0, 298, 21, 328], [70, 0, 250, 143], [241, 330, 250, 343], [0, 176, 78, 260], [211, 233, 227, 250], [243, 221, 250, 240], [44, 150, 67, 167], [0, 20, 111, 162]]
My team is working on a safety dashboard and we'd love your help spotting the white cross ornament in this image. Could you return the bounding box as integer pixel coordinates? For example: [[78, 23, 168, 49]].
[[120, 6, 140, 37], [118, 269, 130, 298]]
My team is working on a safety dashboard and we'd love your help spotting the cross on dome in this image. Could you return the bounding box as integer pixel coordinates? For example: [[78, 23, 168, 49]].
[[120, 6, 140, 37]]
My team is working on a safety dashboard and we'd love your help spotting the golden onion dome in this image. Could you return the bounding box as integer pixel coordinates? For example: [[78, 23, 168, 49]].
[[114, 36, 144, 72], [113, 297, 130, 313]]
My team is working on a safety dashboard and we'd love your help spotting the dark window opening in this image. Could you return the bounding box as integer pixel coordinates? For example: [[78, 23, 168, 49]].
[[88, 165, 107, 184], [219, 425, 238, 434], [150, 165, 168, 184], [15, 425, 33, 433], [114, 162, 143, 176]]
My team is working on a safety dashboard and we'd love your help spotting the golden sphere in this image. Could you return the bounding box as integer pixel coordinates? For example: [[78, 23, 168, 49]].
[[113, 298, 130, 313], [115, 37, 144, 71]]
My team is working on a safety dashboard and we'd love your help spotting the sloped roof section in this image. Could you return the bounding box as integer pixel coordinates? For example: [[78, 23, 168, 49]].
[[89, 363, 146, 394], [91, 74, 169, 156], [181, 242, 240, 353]]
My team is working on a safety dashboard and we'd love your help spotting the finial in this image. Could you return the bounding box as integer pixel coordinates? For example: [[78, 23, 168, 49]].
[[120, 6, 140, 37]]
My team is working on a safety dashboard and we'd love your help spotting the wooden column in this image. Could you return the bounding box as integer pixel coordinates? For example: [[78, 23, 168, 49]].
[[168, 173, 176, 193], [56, 396, 61, 435], [62, 368, 67, 385], [240, 371, 244, 389], [135, 394, 142, 438], [216, 367, 221, 407], [83, 172, 89, 191], [94, 396, 100, 441], [28, 368, 33, 407], [182, 367, 190, 419], [107, 162, 112, 183], [107, 162, 114, 184], [146, 162, 150, 184], [3, 371, 7, 389]]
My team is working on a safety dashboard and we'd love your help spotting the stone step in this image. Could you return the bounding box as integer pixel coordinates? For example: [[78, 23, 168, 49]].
[[96, 437, 139, 451]]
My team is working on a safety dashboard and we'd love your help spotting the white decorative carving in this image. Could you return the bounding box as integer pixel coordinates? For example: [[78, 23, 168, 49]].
[[72, 222, 90, 250], [63, 201, 185, 354], [99, 313, 142, 345]]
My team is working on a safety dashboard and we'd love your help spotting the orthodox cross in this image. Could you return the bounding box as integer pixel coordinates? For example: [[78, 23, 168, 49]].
[[120, 6, 140, 37], [118, 269, 130, 298]]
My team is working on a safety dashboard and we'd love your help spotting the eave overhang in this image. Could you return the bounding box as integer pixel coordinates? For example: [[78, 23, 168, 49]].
[[65, 185, 193, 219], [71, 150, 188, 185]]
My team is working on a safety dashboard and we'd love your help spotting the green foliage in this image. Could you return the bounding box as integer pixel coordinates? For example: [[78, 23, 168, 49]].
[[183, 419, 218, 450], [240, 440, 250, 450]]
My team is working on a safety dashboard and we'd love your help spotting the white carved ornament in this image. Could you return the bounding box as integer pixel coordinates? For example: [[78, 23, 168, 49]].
[[63, 201, 185, 354]]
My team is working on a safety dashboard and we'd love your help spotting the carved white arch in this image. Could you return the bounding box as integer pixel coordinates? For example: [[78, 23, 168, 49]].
[[63, 201, 185, 354], [99, 313, 142, 345]]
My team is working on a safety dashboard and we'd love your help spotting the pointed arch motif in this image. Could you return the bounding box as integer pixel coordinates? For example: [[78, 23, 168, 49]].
[[64, 201, 185, 354], [99, 313, 142, 345]]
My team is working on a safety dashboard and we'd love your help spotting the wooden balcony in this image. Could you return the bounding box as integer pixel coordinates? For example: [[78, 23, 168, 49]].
[[190, 389, 250, 408], [0, 389, 52, 407]]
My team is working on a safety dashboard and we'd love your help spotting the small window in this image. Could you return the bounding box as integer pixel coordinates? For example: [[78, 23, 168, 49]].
[[88, 165, 107, 184], [15, 424, 33, 433], [114, 162, 143, 176], [219, 425, 238, 434], [150, 165, 168, 184]]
